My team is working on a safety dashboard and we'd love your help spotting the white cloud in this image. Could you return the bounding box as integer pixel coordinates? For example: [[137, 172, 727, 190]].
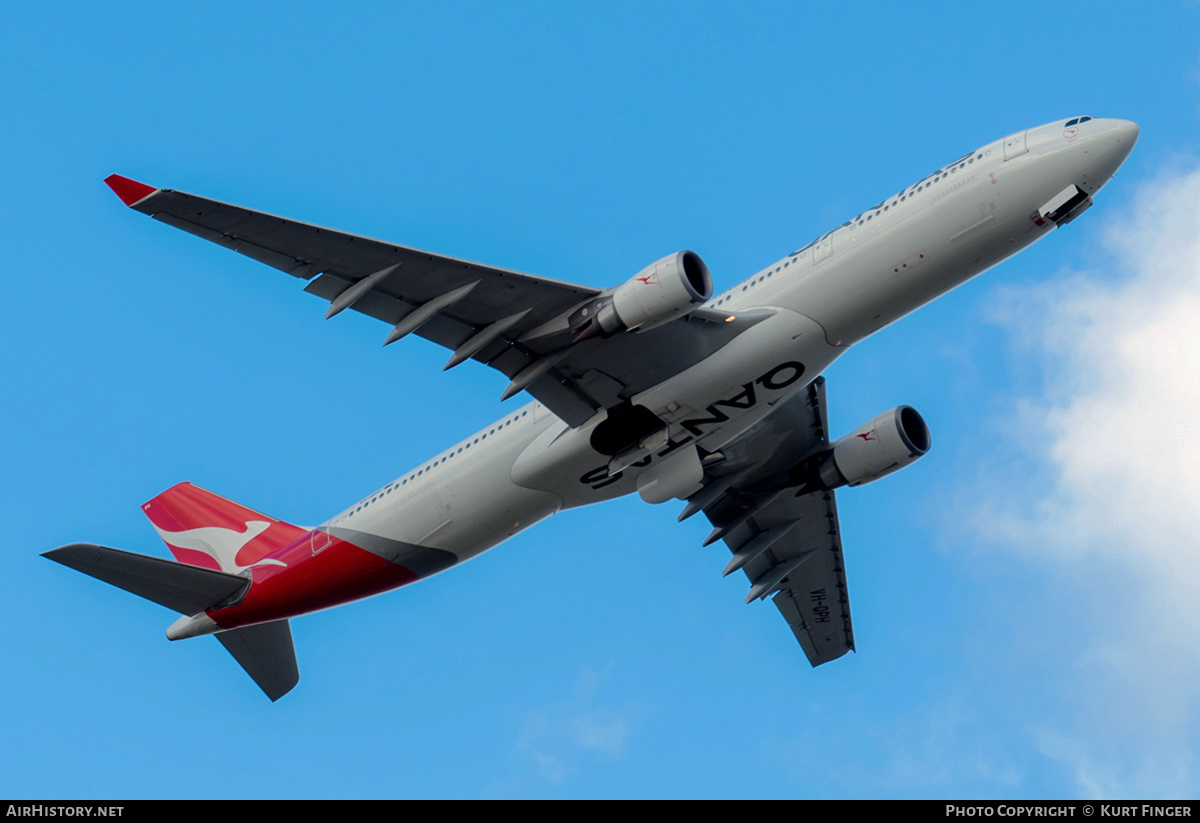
[[977, 165, 1200, 798], [513, 665, 640, 785]]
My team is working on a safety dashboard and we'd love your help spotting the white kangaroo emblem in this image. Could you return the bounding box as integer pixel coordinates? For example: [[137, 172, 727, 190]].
[[153, 520, 288, 573]]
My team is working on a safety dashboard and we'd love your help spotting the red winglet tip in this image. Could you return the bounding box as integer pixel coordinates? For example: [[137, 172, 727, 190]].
[[104, 174, 158, 207]]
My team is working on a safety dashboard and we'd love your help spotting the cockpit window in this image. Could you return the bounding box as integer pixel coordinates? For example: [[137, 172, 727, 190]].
[[1066, 116, 1093, 127]]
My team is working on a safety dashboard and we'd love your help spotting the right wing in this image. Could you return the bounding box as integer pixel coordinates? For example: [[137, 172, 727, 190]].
[[106, 176, 766, 426], [688, 378, 854, 666]]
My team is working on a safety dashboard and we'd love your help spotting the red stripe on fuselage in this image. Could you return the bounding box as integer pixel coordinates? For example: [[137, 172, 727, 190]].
[[208, 531, 419, 629]]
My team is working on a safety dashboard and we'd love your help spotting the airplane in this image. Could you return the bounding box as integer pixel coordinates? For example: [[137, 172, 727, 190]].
[[45, 116, 1139, 700]]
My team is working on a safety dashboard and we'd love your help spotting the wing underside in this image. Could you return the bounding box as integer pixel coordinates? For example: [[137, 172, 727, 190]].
[[690, 378, 854, 666], [110, 177, 763, 426]]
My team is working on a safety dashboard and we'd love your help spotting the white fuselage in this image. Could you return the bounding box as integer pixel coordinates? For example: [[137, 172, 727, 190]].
[[324, 118, 1138, 568]]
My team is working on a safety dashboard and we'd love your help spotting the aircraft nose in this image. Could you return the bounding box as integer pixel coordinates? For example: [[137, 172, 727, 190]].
[[1106, 118, 1140, 151], [1099, 119, 1139, 166], [1082, 118, 1139, 188]]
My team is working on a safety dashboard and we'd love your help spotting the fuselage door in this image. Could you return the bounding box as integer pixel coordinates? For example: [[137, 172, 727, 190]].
[[311, 526, 331, 555], [1003, 130, 1028, 160], [812, 230, 834, 265]]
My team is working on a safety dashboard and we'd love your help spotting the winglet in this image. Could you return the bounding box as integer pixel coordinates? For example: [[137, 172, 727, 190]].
[[104, 174, 158, 207]]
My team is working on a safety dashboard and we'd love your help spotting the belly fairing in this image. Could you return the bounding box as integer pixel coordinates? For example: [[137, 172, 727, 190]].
[[512, 309, 843, 509]]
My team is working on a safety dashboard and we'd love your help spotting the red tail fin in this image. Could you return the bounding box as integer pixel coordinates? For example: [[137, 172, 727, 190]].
[[142, 482, 307, 574]]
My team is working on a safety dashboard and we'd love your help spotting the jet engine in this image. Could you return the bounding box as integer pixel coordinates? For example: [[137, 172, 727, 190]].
[[817, 406, 931, 488], [574, 251, 713, 336]]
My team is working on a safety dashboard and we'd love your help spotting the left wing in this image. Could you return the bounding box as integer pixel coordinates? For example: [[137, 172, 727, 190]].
[[105, 175, 765, 426], [686, 377, 854, 666]]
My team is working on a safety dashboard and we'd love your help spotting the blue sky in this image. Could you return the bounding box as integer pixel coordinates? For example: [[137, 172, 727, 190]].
[[5, 2, 1200, 799]]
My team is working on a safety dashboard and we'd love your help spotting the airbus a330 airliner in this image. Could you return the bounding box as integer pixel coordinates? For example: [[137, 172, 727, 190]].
[[46, 117, 1138, 700]]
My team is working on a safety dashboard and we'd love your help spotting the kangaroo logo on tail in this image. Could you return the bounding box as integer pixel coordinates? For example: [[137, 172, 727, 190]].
[[142, 481, 308, 573], [150, 520, 287, 574]]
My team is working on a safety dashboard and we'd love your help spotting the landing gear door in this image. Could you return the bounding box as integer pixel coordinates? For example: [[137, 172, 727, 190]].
[[1003, 130, 1028, 161]]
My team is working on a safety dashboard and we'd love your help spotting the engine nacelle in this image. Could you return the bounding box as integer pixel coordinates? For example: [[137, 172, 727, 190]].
[[593, 251, 713, 334], [819, 406, 931, 488]]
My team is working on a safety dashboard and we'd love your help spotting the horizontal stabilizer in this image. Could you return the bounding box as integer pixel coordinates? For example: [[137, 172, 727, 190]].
[[43, 543, 248, 615], [215, 620, 299, 701]]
